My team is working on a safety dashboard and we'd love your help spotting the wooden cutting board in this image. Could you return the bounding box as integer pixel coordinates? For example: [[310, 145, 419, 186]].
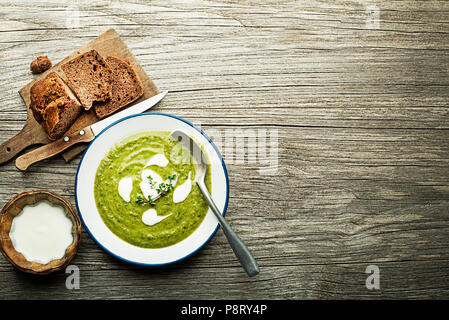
[[0, 28, 159, 164]]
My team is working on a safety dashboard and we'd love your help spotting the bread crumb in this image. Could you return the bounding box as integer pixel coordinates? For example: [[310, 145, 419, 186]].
[[30, 56, 52, 74]]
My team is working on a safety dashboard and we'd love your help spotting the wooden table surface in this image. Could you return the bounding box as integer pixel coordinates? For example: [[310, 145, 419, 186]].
[[1, 0, 448, 300]]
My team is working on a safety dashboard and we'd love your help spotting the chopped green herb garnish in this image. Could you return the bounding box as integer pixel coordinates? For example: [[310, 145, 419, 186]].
[[166, 174, 176, 181], [136, 178, 175, 206], [135, 195, 145, 204], [147, 175, 156, 187]]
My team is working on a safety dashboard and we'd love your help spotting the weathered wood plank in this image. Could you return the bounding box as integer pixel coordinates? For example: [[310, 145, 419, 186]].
[[0, 0, 448, 299]]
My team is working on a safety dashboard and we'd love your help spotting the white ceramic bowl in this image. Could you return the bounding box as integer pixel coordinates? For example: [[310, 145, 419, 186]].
[[75, 113, 229, 266]]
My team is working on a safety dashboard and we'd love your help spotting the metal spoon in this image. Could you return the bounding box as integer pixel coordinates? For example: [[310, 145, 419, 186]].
[[170, 130, 260, 277]]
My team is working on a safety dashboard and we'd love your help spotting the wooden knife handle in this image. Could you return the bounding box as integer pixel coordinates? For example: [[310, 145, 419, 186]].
[[0, 123, 50, 165], [15, 128, 95, 171]]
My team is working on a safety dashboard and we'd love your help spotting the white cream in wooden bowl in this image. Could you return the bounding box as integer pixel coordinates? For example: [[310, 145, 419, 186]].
[[9, 201, 74, 264]]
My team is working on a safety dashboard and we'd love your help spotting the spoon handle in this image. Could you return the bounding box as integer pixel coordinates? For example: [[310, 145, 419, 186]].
[[197, 182, 260, 277]]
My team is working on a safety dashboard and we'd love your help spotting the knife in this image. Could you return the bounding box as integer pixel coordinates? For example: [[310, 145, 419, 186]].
[[15, 90, 168, 171]]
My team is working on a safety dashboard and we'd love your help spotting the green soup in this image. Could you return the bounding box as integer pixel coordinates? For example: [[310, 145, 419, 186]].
[[94, 131, 211, 248]]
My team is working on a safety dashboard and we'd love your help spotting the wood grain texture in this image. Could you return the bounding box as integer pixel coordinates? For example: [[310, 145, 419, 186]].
[[0, 0, 448, 299]]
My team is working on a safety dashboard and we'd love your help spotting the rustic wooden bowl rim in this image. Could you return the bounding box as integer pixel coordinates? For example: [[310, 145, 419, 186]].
[[0, 189, 81, 275]]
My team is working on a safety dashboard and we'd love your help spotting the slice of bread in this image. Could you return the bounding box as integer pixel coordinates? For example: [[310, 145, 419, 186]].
[[30, 72, 82, 140], [93, 54, 144, 119], [61, 49, 113, 110]]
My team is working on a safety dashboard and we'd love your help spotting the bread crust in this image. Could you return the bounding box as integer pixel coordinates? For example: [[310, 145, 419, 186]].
[[30, 72, 82, 140], [93, 54, 144, 119]]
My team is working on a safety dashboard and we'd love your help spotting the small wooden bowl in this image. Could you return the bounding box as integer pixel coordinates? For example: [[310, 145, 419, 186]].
[[0, 190, 81, 275]]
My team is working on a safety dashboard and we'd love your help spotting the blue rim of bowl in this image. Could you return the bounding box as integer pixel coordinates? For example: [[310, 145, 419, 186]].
[[74, 112, 229, 267]]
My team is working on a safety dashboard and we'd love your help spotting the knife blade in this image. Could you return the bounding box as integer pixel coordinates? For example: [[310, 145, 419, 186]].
[[15, 90, 168, 171], [90, 90, 167, 135]]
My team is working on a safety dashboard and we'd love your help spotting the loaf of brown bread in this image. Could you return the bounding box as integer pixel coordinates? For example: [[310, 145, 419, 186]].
[[30, 72, 82, 140], [61, 49, 113, 110], [93, 54, 144, 119]]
